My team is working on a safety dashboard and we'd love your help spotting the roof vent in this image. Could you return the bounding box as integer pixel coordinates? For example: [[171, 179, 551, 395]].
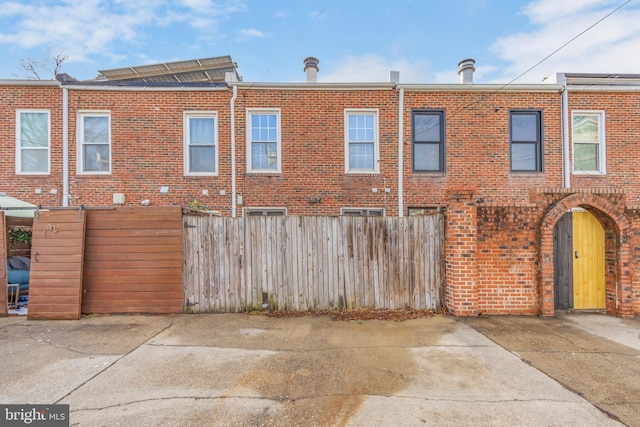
[[303, 57, 319, 83], [388, 71, 400, 84], [458, 59, 476, 84]]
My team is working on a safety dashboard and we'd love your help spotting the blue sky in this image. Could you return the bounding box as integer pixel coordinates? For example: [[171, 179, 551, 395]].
[[0, 0, 638, 84]]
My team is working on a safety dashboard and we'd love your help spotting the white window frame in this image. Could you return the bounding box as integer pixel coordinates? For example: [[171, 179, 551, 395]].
[[243, 207, 287, 216], [572, 110, 606, 175], [246, 108, 282, 173], [184, 111, 218, 176], [16, 109, 50, 175], [341, 207, 385, 217], [344, 109, 380, 173], [77, 110, 111, 175]]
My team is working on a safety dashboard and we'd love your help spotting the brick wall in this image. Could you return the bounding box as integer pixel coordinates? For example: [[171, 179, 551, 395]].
[[569, 91, 640, 206], [402, 90, 563, 210], [0, 84, 64, 206], [66, 87, 234, 211], [233, 87, 400, 216], [2, 81, 640, 317], [476, 204, 540, 315]]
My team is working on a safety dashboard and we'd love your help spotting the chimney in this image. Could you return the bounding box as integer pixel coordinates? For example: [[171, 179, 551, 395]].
[[303, 57, 319, 83], [458, 59, 476, 84]]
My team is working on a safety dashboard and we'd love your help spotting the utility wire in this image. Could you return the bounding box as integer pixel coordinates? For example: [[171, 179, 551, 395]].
[[415, 0, 632, 139], [254, 3, 331, 83], [498, 0, 632, 89]]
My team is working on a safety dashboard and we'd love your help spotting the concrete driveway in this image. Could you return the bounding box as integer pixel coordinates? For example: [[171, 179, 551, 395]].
[[0, 312, 633, 426]]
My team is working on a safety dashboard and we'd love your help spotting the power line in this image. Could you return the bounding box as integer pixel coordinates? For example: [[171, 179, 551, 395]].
[[500, 0, 632, 88], [255, 3, 331, 82], [415, 0, 632, 139]]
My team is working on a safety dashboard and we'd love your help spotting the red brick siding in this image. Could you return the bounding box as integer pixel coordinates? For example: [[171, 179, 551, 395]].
[[233, 88, 400, 215], [402, 91, 563, 210], [476, 205, 540, 315], [0, 85, 64, 206], [65, 88, 234, 212], [569, 91, 640, 206]]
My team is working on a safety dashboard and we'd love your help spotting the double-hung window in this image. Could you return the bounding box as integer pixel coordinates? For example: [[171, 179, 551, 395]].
[[184, 112, 217, 175], [16, 110, 50, 174], [572, 111, 605, 174], [341, 208, 384, 217], [78, 111, 111, 174], [510, 110, 543, 172], [247, 109, 281, 172], [345, 109, 379, 173], [412, 110, 445, 172]]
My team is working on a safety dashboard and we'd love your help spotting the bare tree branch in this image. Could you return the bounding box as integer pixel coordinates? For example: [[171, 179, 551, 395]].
[[18, 51, 69, 79]]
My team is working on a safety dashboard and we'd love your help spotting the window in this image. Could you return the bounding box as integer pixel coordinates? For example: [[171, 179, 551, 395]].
[[572, 111, 605, 174], [78, 111, 110, 173], [341, 208, 384, 217], [16, 110, 50, 174], [244, 207, 286, 216], [345, 109, 379, 173], [412, 110, 444, 172], [510, 110, 543, 172], [184, 112, 217, 175], [408, 207, 442, 216], [247, 109, 281, 172]]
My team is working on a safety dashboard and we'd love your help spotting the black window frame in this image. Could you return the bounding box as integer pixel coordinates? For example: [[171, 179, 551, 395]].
[[509, 110, 543, 172], [412, 109, 445, 172]]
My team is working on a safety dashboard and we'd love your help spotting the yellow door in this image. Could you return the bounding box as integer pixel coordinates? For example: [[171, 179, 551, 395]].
[[572, 211, 606, 309]]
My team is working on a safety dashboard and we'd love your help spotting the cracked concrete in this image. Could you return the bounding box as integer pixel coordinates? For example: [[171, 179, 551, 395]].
[[463, 313, 640, 427], [0, 313, 630, 426]]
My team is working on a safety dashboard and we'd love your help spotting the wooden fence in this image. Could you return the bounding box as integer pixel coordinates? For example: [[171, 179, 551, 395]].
[[183, 215, 444, 312]]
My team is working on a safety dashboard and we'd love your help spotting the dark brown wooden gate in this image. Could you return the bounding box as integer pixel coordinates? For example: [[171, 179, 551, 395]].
[[554, 212, 573, 310], [28, 209, 86, 320]]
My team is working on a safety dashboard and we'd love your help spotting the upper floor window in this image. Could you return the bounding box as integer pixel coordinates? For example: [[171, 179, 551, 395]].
[[184, 112, 217, 176], [412, 110, 445, 172], [572, 111, 605, 174], [78, 111, 110, 174], [341, 208, 384, 217], [16, 110, 50, 174], [244, 207, 286, 216], [510, 110, 543, 172], [247, 109, 281, 173], [345, 109, 379, 173]]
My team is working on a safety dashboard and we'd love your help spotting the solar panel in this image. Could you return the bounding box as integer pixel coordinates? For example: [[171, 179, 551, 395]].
[[97, 56, 238, 82]]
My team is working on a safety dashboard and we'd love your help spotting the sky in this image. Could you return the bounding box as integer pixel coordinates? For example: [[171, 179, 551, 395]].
[[0, 0, 639, 84]]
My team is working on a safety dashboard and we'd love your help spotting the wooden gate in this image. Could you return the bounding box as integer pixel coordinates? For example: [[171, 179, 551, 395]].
[[28, 209, 86, 320], [554, 210, 605, 310], [554, 213, 573, 309], [573, 211, 606, 309], [82, 207, 183, 314], [183, 215, 444, 313]]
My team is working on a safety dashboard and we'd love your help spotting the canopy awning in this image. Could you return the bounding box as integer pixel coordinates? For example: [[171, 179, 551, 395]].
[[0, 193, 37, 218]]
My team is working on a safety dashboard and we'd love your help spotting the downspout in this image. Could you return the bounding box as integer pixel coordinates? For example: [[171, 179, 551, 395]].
[[230, 84, 238, 217], [560, 73, 570, 189], [62, 87, 69, 207], [398, 87, 404, 217]]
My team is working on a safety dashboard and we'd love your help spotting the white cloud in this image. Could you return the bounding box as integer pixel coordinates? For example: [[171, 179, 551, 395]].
[[319, 54, 430, 83], [489, 0, 640, 83], [0, 0, 246, 70], [239, 28, 268, 39]]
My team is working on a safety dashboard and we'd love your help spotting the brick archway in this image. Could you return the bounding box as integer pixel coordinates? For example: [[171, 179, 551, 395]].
[[539, 193, 633, 317], [539, 193, 632, 317]]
